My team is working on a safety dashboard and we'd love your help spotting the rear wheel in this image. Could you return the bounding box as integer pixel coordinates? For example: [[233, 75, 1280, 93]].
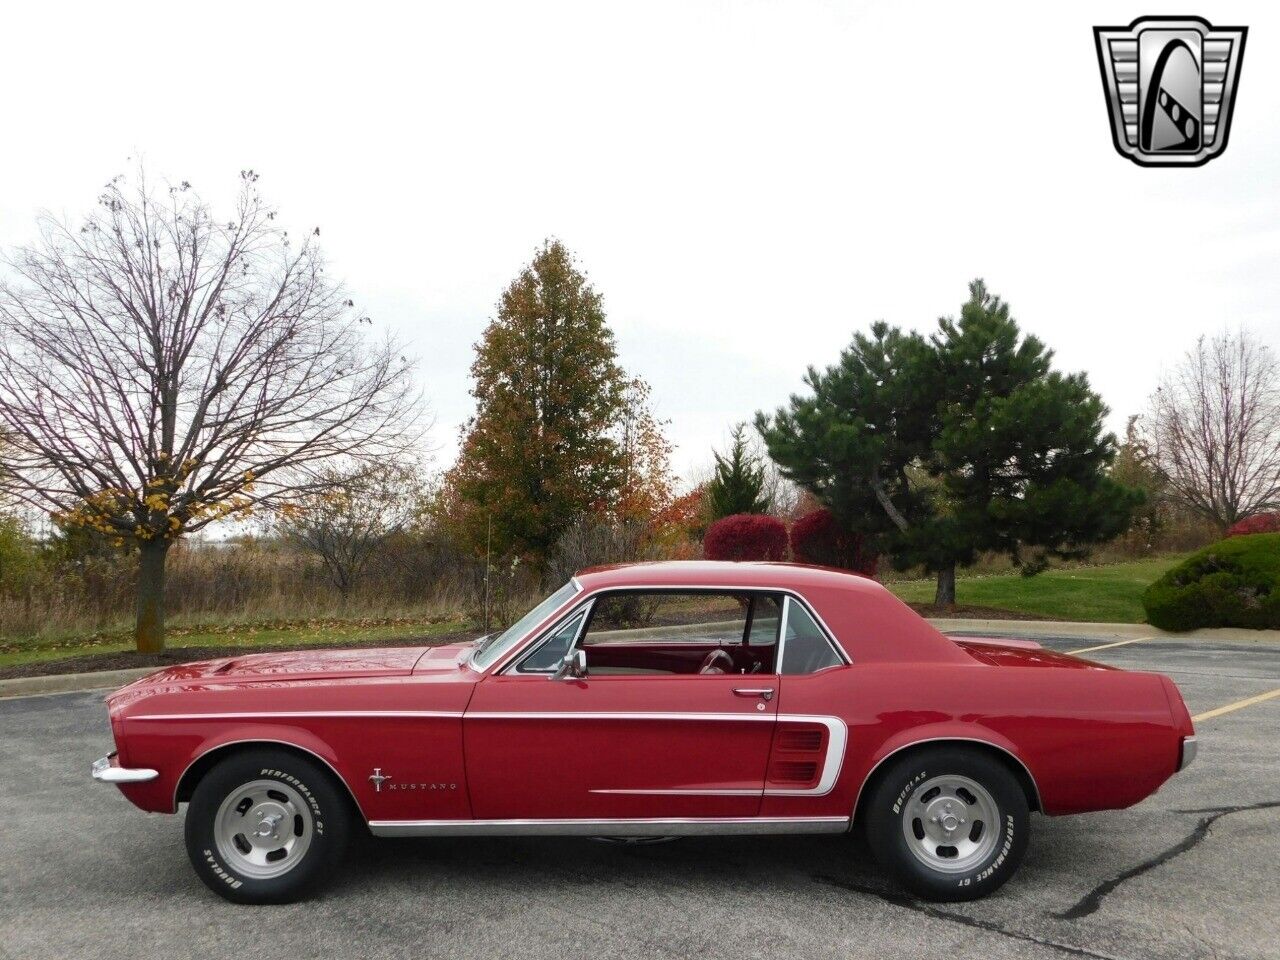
[[863, 746, 1029, 901], [184, 748, 352, 904]]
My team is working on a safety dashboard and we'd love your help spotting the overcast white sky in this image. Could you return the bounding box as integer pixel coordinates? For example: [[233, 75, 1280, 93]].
[[1, 1, 1276, 483]]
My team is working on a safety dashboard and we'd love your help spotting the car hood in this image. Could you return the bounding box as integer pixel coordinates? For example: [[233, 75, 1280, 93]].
[[121, 644, 468, 690]]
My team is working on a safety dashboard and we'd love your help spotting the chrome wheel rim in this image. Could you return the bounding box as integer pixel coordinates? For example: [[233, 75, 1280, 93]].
[[214, 779, 314, 879], [901, 774, 1000, 874]]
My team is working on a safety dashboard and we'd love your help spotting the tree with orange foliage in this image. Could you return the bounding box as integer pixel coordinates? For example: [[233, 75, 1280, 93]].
[[652, 486, 706, 549], [444, 240, 672, 577], [613, 379, 674, 526]]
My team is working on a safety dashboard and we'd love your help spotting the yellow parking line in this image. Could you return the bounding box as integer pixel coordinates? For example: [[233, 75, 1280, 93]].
[[1069, 636, 1154, 656], [1192, 687, 1280, 723]]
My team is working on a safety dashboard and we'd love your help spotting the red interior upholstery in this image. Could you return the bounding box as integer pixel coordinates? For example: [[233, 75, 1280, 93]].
[[585, 642, 774, 675]]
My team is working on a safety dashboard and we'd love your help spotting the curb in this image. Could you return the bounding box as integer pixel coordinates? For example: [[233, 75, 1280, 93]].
[[926, 618, 1280, 644], [0, 667, 154, 701]]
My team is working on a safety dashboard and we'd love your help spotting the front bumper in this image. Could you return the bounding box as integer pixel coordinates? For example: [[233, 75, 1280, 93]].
[[91, 753, 158, 784]]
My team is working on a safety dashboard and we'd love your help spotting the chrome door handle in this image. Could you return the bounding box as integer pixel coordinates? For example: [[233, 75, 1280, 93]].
[[732, 687, 774, 701]]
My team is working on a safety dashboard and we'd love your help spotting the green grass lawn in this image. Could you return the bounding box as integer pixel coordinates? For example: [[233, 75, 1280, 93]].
[[887, 555, 1186, 623]]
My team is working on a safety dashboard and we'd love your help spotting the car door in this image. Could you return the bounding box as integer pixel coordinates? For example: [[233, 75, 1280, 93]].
[[462, 591, 781, 821]]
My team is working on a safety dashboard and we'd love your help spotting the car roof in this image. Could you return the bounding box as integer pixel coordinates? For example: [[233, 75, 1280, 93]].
[[572, 560, 970, 665], [574, 560, 886, 595]]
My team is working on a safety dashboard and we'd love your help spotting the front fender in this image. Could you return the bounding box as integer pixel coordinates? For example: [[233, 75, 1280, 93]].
[[118, 721, 355, 815]]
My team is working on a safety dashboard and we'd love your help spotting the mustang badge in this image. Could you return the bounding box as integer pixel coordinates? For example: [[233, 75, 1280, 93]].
[[369, 768, 457, 792]]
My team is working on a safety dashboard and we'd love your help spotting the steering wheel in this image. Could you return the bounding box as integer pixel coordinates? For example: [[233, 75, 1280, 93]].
[[698, 650, 735, 675]]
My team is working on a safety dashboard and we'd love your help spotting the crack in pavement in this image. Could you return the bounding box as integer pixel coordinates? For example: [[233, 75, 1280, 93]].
[[812, 875, 1130, 960], [1055, 800, 1280, 920]]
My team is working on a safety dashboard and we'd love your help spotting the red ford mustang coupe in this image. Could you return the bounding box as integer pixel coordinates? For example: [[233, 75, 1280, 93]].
[[92, 561, 1197, 904]]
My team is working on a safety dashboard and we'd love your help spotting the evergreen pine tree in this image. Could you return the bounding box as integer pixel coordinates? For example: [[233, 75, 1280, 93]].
[[705, 424, 772, 519], [759, 281, 1140, 605]]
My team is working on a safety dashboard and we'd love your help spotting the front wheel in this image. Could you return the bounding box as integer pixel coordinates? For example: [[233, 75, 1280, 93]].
[[184, 748, 352, 904], [863, 746, 1029, 901]]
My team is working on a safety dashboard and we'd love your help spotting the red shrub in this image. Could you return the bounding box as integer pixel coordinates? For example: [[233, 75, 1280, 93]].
[[789, 508, 878, 577], [703, 513, 788, 562], [1226, 513, 1280, 537]]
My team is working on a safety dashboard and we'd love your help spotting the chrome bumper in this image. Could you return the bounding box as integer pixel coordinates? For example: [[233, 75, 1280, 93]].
[[91, 753, 158, 784], [1178, 735, 1197, 771]]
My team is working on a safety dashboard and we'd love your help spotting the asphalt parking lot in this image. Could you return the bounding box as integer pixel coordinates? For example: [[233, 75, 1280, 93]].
[[1, 633, 1277, 960]]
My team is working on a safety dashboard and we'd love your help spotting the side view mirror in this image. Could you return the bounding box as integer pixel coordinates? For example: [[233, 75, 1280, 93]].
[[551, 648, 587, 681]]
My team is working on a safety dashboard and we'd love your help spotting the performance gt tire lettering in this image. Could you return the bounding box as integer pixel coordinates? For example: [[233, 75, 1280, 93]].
[[184, 748, 350, 904], [863, 747, 1030, 903]]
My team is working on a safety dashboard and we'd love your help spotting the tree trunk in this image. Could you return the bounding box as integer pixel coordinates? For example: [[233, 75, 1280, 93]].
[[934, 564, 956, 608], [135, 539, 170, 654]]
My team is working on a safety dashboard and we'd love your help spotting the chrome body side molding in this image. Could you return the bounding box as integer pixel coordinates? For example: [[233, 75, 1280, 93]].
[[367, 816, 851, 838], [466, 711, 774, 722], [131, 710, 465, 722]]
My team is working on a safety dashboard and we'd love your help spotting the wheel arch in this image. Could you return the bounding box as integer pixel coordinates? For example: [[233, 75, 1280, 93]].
[[174, 738, 366, 821], [852, 736, 1042, 824]]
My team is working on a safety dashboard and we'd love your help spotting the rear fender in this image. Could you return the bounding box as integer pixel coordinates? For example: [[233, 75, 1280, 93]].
[[851, 723, 1042, 820]]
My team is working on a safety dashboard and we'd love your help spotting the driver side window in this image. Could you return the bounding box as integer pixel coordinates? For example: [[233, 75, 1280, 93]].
[[511, 590, 845, 676], [513, 590, 782, 675]]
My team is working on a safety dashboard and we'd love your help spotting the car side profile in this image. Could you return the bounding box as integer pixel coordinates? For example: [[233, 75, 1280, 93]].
[[91, 561, 1197, 904]]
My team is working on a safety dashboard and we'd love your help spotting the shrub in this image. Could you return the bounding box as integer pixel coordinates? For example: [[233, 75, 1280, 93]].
[[1142, 534, 1280, 631], [1226, 513, 1280, 537], [703, 513, 787, 562], [789, 508, 878, 577]]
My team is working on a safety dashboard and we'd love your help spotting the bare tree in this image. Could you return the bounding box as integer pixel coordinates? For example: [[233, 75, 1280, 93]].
[[1145, 330, 1280, 533], [0, 169, 421, 651], [279, 463, 426, 601]]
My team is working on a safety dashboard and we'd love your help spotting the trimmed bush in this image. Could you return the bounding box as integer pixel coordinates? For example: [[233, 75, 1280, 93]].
[[1226, 513, 1280, 537], [1142, 533, 1280, 631], [789, 508, 878, 577], [703, 513, 787, 562]]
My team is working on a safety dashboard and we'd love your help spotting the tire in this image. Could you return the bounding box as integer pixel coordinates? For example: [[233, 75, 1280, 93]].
[[184, 748, 352, 904], [863, 746, 1029, 902]]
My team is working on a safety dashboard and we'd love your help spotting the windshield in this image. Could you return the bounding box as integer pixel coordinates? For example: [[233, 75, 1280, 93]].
[[470, 580, 581, 670]]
